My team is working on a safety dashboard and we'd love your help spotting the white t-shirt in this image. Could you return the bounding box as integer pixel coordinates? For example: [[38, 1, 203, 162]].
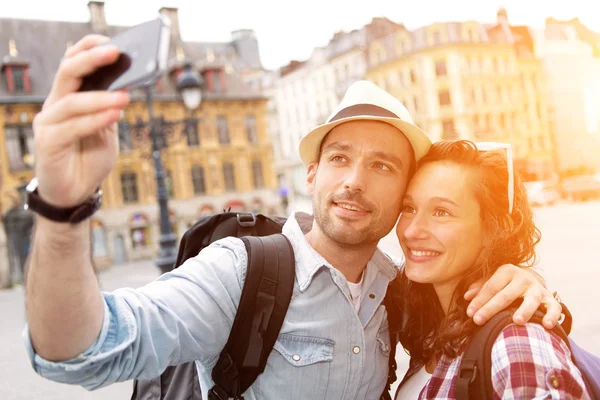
[[395, 366, 432, 399], [347, 273, 364, 313]]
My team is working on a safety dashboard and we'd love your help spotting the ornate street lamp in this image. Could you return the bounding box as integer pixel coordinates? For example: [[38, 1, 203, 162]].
[[145, 62, 203, 274]]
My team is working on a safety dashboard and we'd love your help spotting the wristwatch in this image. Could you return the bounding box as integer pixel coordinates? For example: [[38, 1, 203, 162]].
[[24, 178, 103, 224]]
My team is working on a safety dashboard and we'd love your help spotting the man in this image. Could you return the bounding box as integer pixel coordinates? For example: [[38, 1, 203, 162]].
[[25, 35, 561, 399]]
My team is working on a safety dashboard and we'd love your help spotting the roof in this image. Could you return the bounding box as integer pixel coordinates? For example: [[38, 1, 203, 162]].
[[0, 17, 263, 103]]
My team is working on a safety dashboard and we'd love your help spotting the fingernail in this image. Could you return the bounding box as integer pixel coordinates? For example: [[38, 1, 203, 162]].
[[114, 91, 129, 102], [474, 314, 483, 324], [102, 44, 119, 55], [467, 307, 474, 317], [514, 314, 524, 324]]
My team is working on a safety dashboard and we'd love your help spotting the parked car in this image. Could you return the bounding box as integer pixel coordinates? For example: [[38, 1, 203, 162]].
[[561, 175, 600, 202], [524, 181, 561, 207]]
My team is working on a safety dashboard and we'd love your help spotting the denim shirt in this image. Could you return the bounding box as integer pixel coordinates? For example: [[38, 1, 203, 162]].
[[24, 212, 399, 400]]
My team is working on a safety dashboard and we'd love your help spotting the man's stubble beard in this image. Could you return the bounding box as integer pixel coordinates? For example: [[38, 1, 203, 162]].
[[312, 196, 388, 248]]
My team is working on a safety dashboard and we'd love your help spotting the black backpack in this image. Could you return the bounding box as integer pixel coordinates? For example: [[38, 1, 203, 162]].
[[457, 305, 600, 400], [131, 212, 399, 400]]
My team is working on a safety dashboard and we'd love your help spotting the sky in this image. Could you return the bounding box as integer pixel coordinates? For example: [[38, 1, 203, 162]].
[[1, 0, 599, 70]]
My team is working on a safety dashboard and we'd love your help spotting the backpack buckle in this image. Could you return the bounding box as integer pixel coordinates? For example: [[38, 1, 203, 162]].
[[208, 385, 229, 400], [459, 359, 478, 383], [237, 213, 256, 227]]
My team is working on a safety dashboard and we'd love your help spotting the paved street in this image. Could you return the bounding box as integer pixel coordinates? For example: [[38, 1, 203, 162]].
[[1, 201, 599, 399]]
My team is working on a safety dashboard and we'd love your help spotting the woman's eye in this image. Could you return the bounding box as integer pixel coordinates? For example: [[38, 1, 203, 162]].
[[331, 156, 346, 163], [402, 205, 416, 213], [433, 208, 451, 217]]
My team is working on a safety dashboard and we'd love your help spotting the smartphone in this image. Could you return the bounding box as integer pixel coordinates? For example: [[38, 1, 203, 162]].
[[78, 17, 171, 92]]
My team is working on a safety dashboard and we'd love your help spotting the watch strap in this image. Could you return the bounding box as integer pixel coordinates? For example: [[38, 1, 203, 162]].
[[26, 187, 102, 224]]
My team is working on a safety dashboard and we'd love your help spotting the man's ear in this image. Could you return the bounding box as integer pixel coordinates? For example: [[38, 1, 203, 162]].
[[306, 162, 318, 196]]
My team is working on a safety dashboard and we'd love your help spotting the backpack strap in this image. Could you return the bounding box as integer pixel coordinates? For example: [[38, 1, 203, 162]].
[[456, 309, 569, 400], [209, 233, 295, 400]]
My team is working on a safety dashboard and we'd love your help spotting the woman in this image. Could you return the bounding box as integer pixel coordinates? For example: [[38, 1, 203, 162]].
[[389, 140, 590, 399]]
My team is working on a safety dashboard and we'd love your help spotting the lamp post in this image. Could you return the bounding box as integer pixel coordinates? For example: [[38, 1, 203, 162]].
[[146, 63, 203, 274]]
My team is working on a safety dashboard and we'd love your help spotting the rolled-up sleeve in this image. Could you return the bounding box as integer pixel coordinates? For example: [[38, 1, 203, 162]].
[[23, 237, 247, 390]]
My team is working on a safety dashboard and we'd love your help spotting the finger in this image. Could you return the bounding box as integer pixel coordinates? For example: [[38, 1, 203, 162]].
[[511, 289, 543, 325], [464, 280, 483, 303], [541, 295, 562, 329], [41, 109, 121, 147], [472, 279, 524, 325], [64, 34, 110, 59], [46, 44, 120, 106], [466, 267, 512, 318], [38, 91, 130, 125]]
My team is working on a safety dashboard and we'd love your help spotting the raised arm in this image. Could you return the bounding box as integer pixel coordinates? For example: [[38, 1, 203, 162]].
[[26, 34, 130, 361]]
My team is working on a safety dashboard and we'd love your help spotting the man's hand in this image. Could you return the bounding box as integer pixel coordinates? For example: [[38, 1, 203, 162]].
[[33, 34, 130, 208], [464, 264, 561, 329]]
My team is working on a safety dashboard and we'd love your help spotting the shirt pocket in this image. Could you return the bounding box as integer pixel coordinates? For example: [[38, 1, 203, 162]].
[[257, 333, 335, 399], [273, 333, 335, 366]]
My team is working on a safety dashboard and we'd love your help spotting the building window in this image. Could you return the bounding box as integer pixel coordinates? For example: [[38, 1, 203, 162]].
[[4, 124, 34, 171], [252, 160, 264, 189], [500, 113, 506, 129], [442, 119, 457, 140], [467, 29, 475, 42], [216, 116, 230, 145], [13, 67, 25, 92], [438, 91, 451, 106], [435, 61, 447, 77], [223, 162, 236, 191], [398, 71, 404, 87], [185, 118, 200, 147], [91, 220, 108, 257], [121, 172, 139, 204], [537, 102, 544, 121], [538, 136, 546, 150], [469, 88, 477, 105], [410, 69, 417, 84], [118, 121, 132, 152], [486, 114, 492, 130], [214, 71, 221, 92], [130, 214, 150, 249], [154, 117, 169, 149], [245, 115, 258, 144], [191, 165, 206, 195]]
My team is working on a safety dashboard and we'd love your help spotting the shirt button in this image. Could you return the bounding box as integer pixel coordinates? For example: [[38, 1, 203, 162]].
[[292, 354, 301, 361], [549, 374, 560, 389], [352, 346, 361, 354], [369, 293, 375, 299]]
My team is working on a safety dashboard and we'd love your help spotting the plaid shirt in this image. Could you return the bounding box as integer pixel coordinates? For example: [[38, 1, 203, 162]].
[[398, 323, 591, 399]]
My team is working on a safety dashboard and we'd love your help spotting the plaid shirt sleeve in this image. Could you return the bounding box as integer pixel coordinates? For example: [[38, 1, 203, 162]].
[[490, 323, 591, 400]]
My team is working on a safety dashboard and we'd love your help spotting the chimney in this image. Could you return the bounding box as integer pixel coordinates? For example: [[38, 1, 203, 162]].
[[159, 7, 181, 40], [88, 1, 107, 32], [497, 7, 508, 25]]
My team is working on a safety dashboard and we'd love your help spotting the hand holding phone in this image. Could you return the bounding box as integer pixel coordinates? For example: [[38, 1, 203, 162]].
[[79, 17, 171, 92]]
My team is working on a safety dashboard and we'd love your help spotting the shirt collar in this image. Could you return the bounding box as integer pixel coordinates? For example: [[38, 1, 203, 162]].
[[282, 211, 399, 292]]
